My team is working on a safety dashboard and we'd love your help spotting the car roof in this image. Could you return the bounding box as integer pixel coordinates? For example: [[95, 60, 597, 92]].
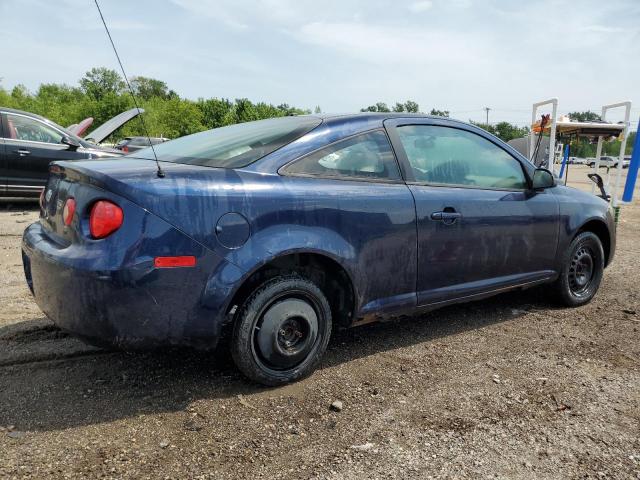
[[0, 106, 55, 123], [317, 111, 460, 121], [315, 112, 473, 129]]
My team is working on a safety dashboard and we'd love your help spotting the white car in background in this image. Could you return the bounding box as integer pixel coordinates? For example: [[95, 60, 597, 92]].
[[588, 156, 626, 168], [568, 156, 586, 165]]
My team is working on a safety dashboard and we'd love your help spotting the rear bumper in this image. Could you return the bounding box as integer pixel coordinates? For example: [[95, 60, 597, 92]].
[[22, 221, 244, 349]]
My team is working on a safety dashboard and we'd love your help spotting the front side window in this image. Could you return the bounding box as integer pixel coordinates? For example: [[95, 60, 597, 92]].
[[283, 130, 401, 181], [4, 114, 64, 144], [397, 125, 527, 190]]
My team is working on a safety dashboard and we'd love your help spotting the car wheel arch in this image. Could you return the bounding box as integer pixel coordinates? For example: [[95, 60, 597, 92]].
[[575, 218, 611, 266], [224, 250, 358, 330]]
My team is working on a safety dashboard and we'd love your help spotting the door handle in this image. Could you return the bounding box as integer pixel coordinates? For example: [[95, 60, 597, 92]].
[[14, 149, 31, 156], [431, 210, 461, 225]]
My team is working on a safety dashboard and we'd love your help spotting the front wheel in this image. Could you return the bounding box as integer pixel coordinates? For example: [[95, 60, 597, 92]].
[[551, 232, 604, 307], [231, 275, 332, 386]]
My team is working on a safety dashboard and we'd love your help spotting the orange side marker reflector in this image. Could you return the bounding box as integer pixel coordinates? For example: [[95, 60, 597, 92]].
[[154, 256, 197, 268]]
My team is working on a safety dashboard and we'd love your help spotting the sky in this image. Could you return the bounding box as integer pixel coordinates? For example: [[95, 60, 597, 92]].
[[1, 0, 639, 126]]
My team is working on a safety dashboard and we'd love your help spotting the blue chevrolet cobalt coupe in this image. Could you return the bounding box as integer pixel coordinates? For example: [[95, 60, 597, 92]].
[[22, 113, 615, 385]]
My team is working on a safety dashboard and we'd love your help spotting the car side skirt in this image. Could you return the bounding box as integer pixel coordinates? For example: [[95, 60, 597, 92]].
[[352, 272, 556, 327]]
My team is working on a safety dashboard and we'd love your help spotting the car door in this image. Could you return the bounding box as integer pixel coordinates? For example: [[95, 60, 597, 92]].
[[2, 112, 83, 195], [280, 128, 418, 317], [385, 118, 559, 306]]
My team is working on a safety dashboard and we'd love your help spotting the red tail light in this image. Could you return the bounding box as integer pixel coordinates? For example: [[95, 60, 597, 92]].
[[122, 145, 129, 153], [90, 200, 123, 239], [63, 198, 76, 226], [154, 256, 197, 268]]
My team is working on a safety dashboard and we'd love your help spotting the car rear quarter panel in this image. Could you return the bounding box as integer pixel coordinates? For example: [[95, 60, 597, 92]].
[[23, 177, 243, 348]]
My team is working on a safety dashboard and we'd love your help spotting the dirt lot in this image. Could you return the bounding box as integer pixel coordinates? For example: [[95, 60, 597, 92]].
[[1, 167, 639, 479]]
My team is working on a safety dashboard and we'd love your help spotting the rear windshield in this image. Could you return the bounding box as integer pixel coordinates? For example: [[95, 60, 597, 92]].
[[130, 116, 322, 168]]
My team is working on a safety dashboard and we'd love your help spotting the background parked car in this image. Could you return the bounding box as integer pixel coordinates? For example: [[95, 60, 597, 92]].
[[0, 107, 141, 197], [588, 156, 630, 168], [115, 136, 169, 153], [589, 156, 615, 168]]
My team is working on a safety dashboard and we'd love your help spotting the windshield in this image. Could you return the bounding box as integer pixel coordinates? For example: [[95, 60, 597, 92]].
[[130, 116, 322, 168]]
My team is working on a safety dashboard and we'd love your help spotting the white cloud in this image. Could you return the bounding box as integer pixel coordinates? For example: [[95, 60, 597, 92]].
[[1, 0, 639, 125], [295, 21, 490, 69], [408, 1, 433, 13]]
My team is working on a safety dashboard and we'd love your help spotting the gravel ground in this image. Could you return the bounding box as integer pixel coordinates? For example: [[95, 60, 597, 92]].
[[0, 167, 638, 479]]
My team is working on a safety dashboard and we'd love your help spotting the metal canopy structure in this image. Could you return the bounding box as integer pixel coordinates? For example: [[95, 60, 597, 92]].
[[530, 98, 632, 207]]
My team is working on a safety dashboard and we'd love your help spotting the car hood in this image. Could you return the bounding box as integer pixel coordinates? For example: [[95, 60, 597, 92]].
[[81, 145, 123, 156], [84, 108, 144, 144]]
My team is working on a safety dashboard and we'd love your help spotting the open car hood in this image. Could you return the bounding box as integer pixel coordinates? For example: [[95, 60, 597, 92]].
[[67, 117, 94, 137], [84, 108, 144, 144]]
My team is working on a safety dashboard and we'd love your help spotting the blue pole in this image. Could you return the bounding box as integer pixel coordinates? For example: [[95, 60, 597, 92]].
[[558, 143, 570, 179], [622, 118, 640, 203]]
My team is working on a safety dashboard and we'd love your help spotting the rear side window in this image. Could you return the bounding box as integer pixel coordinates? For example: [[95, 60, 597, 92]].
[[131, 116, 321, 168], [283, 130, 401, 181], [397, 125, 527, 190]]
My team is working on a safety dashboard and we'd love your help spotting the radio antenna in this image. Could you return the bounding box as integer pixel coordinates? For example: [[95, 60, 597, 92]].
[[93, 0, 165, 178]]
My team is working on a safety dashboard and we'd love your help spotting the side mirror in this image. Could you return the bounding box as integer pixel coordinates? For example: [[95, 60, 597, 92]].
[[531, 168, 555, 190], [61, 135, 80, 151]]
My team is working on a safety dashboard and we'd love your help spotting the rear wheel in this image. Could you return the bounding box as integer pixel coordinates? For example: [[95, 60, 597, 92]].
[[231, 275, 332, 386], [552, 231, 604, 307]]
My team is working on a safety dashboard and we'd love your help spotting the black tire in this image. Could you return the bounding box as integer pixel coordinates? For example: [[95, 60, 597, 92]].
[[231, 275, 332, 386], [552, 231, 604, 307]]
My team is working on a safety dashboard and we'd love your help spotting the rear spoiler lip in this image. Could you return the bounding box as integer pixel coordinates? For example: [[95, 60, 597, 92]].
[[49, 161, 114, 192]]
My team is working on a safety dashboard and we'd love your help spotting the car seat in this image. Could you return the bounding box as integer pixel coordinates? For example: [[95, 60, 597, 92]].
[[6, 118, 17, 139]]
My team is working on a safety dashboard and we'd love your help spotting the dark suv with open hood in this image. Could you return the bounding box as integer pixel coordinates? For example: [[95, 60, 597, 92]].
[[0, 107, 142, 197]]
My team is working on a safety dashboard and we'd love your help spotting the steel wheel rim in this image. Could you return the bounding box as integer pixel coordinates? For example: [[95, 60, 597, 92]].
[[568, 246, 595, 296], [251, 290, 322, 372]]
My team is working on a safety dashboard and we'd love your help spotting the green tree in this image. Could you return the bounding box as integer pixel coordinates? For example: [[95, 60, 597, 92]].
[[360, 102, 390, 112], [130, 76, 172, 100], [568, 111, 601, 122], [0, 66, 314, 141], [275, 103, 310, 116], [492, 121, 529, 142], [362, 100, 419, 113], [470, 120, 529, 142], [429, 108, 449, 117], [33, 83, 84, 127], [234, 98, 259, 123], [404, 100, 419, 113], [197, 98, 234, 128], [136, 97, 205, 138], [80, 67, 125, 101]]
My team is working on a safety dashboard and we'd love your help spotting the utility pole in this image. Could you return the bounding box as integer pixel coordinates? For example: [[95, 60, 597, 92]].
[[484, 107, 491, 125]]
